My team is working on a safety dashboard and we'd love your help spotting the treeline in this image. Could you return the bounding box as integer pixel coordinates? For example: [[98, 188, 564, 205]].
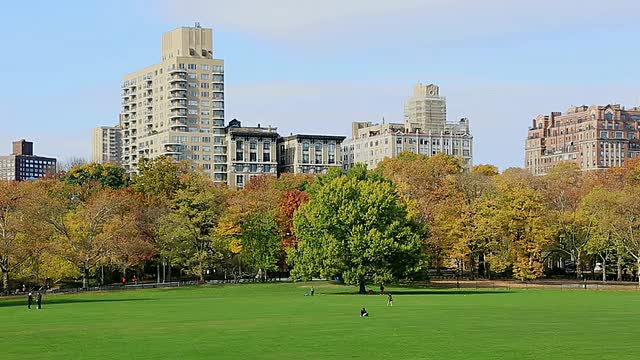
[[2, 153, 640, 293]]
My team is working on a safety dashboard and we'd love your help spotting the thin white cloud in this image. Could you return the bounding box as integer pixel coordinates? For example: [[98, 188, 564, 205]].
[[156, 0, 637, 47]]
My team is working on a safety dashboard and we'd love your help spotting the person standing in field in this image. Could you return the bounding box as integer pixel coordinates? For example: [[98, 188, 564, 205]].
[[310, 286, 315, 296], [387, 292, 393, 307], [36, 292, 42, 309], [380, 283, 385, 294], [27, 292, 33, 309]]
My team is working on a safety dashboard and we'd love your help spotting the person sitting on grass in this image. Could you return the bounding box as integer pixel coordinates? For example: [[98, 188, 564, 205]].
[[360, 307, 369, 317]]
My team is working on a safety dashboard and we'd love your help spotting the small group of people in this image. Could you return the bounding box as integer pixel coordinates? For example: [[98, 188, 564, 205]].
[[360, 290, 394, 318], [122, 275, 139, 286], [27, 292, 43, 310]]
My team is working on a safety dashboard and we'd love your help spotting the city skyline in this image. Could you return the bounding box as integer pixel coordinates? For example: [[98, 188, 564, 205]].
[[1, 0, 640, 170]]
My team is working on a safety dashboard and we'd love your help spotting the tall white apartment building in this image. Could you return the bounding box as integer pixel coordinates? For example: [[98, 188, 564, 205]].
[[120, 24, 226, 183], [404, 83, 447, 133], [343, 83, 473, 169], [91, 126, 122, 164]]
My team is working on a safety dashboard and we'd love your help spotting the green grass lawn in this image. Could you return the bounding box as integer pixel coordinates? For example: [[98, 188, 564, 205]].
[[1, 282, 640, 359]]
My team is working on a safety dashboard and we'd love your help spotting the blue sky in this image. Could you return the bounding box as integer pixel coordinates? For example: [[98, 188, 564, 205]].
[[1, 0, 638, 170]]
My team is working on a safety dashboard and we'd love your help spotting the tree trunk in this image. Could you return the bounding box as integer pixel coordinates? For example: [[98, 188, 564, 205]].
[[617, 255, 623, 282], [358, 278, 366, 294], [602, 255, 607, 283], [2, 269, 8, 293], [82, 266, 89, 289], [637, 259, 640, 287], [575, 252, 581, 279]]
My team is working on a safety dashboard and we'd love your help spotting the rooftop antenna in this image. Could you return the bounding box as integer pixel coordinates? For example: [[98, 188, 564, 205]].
[[382, 116, 385, 124]]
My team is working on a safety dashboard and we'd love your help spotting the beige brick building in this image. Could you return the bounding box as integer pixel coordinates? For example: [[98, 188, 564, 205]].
[[343, 83, 472, 170], [91, 126, 122, 164], [119, 25, 226, 183], [277, 134, 345, 175], [525, 104, 640, 175]]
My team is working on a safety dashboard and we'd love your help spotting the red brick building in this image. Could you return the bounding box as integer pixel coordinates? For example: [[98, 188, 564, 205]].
[[525, 105, 640, 175]]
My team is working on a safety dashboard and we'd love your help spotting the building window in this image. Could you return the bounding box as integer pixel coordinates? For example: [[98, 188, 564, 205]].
[[303, 142, 310, 151], [264, 164, 271, 173], [188, 73, 197, 79], [616, 132, 624, 139], [236, 140, 244, 158], [188, 64, 196, 70], [600, 131, 609, 139], [249, 164, 258, 172], [201, 83, 210, 88], [201, 74, 210, 80], [605, 113, 613, 120], [201, 65, 210, 71], [235, 164, 243, 172], [302, 154, 309, 164], [236, 175, 244, 185], [263, 152, 270, 162], [315, 153, 322, 164], [250, 152, 257, 162]]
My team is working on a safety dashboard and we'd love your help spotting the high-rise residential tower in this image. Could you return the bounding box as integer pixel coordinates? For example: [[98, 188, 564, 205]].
[[120, 24, 226, 183], [91, 126, 122, 164], [404, 83, 447, 133]]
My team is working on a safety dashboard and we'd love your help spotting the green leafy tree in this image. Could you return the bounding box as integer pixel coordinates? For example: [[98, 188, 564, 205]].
[[62, 163, 129, 189], [290, 165, 424, 293], [240, 211, 282, 281], [156, 173, 229, 282]]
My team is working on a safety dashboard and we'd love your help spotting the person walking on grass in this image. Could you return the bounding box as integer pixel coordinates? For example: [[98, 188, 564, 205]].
[[387, 292, 393, 307], [36, 292, 42, 309], [27, 292, 33, 309], [310, 286, 315, 296], [380, 283, 385, 294]]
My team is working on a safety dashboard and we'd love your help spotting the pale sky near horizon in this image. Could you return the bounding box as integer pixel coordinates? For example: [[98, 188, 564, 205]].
[[1, 0, 638, 170]]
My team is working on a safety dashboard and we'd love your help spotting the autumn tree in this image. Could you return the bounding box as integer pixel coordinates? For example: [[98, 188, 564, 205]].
[[31, 181, 140, 288], [494, 170, 552, 280], [291, 165, 424, 293], [540, 162, 593, 278], [0, 181, 32, 292]]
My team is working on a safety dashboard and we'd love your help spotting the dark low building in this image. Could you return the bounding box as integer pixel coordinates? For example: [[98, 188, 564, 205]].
[[0, 140, 57, 181], [277, 134, 346, 175]]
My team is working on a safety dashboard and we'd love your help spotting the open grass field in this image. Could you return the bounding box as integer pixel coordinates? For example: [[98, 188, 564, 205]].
[[1, 282, 640, 359]]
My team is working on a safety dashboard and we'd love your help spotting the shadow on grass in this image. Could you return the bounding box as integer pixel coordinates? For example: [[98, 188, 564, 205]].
[[0, 297, 154, 308], [331, 290, 513, 296]]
